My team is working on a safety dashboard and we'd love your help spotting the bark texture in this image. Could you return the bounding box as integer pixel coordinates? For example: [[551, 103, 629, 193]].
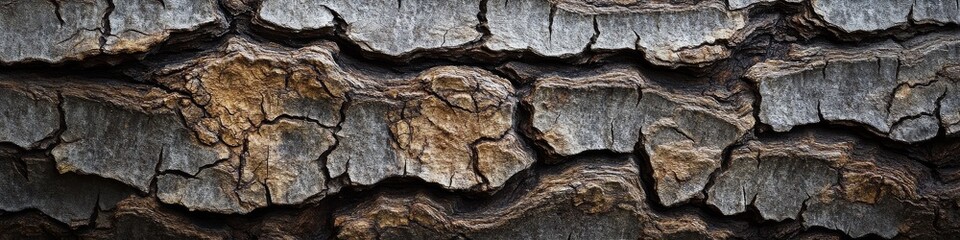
[[1, 0, 959, 239]]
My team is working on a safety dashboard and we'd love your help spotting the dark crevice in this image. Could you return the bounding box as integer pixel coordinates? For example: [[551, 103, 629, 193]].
[[322, 94, 350, 189], [215, 0, 238, 34], [99, 0, 114, 51], [87, 192, 102, 227], [633, 129, 664, 209], [47, 0, 63, 25], [547, 4, 556, 42], [701, 140, 748, 206], [583, 16, 599, 51]]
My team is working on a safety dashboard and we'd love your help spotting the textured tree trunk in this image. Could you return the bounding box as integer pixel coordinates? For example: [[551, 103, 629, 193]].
[[1, 0, 959, 239]]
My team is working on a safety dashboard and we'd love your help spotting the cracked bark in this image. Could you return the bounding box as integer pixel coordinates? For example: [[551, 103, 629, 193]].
[[1, 0, 960, 239]]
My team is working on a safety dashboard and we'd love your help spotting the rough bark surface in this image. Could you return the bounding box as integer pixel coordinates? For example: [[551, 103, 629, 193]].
[[1, 0, 959, 239]]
